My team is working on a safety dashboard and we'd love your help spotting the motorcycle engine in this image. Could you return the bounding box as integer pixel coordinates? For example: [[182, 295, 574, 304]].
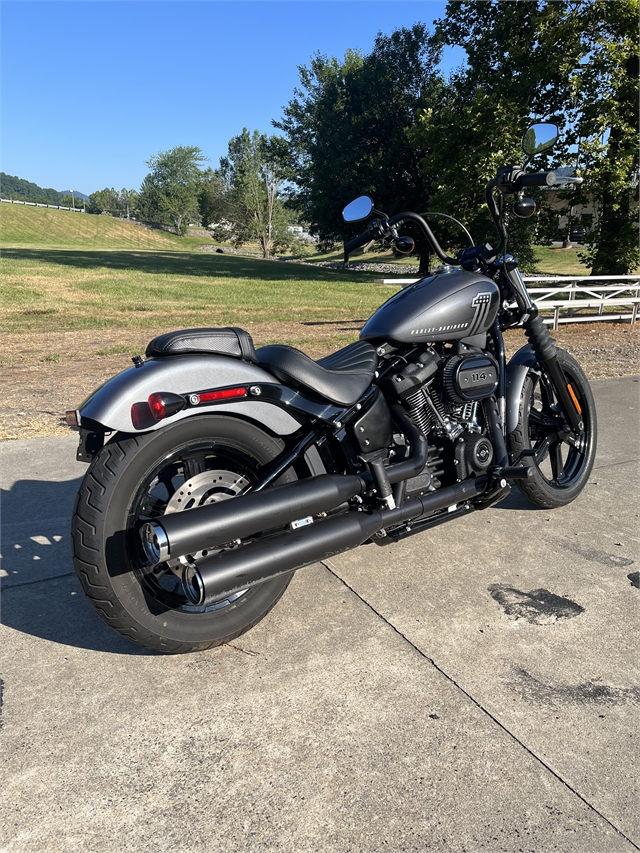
[[382, 345, 499, 495]]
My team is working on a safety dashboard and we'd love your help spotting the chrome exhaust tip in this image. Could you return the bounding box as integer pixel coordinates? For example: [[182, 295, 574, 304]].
[[140, 522, 170, 565], [182, 562, 205, 606]]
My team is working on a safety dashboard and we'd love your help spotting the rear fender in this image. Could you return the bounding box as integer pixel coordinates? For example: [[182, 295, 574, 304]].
[[505, 345, 537, 434], [77, 354, 307, 436]]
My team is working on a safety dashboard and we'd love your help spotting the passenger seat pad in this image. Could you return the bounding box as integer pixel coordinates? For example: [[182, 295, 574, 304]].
[[146, 327, 257, 362]]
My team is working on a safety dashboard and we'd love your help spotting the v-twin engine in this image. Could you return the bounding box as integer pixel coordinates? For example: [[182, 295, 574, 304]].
[[382, 346, 499, 491]]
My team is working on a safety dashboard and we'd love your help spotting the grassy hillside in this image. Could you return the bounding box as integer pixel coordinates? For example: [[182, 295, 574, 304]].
[[0, 203, 209, 251], [0, 204, 391, 345]]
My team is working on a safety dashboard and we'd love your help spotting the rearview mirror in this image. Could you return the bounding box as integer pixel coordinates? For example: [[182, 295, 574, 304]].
[[522, 123, 559, 156], [342, 196, 373, 223]]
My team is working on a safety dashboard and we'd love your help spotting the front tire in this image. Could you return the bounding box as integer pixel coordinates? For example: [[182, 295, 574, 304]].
[[71, 416, 298, 653], [508, 349, 597, 508]]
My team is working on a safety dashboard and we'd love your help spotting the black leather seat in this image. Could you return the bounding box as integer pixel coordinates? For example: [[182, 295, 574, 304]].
[[256, 340, 378, 406], [146, 327, 257, 362]]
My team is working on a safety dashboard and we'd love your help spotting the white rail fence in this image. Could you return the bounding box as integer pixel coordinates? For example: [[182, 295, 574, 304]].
[[375, 274, 640, 328], [1, 197, 85, 212], [523, 275, 640, 328]]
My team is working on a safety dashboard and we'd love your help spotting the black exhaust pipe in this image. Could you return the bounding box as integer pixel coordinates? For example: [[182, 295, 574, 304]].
[[183, 476, 487, 605], [184, 508, 385, 605], [141, 474, 366, 565]]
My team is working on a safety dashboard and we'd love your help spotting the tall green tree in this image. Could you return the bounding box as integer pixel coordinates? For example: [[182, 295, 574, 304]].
[[568, 1, 639, 274], [205, 128, 292, 258], [275, 25, 445, 269], [87, 187, 139, 217], [198, 168, 231, 231], [87, 188, 118, 214], [138, 146, 207, 235], [429, 0, 639, 273]]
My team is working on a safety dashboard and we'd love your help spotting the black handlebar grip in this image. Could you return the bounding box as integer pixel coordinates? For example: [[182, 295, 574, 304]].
[[515, 171, 557, 189], [344, 230, 373, 255]]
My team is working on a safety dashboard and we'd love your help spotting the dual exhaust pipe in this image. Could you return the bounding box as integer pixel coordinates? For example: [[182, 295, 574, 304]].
[[141, 472, 486, 607]]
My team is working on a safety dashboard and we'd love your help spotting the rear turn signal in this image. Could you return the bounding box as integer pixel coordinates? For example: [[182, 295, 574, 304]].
[[147, 392, 187, 421]]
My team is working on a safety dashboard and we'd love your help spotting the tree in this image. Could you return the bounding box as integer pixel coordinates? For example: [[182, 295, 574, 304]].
[[87, 188, 119, 214], [198, 168, 231, 231], [568, 1, 639, 274], [429, 1, 639, 273], [118, 188, 139, 219], [274, 25, 445, 269], [203, 129, 292, 258], [87, 187, 139, 217], [138, 146, 207, 235]]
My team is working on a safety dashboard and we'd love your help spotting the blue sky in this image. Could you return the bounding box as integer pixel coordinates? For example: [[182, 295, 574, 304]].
[[1, 1, 465, 194]]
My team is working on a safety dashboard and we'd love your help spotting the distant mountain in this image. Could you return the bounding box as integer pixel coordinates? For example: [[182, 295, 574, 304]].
[[0, 173, 88, 204], [59, 189, 89, 201], [1, 172, 61, 204]]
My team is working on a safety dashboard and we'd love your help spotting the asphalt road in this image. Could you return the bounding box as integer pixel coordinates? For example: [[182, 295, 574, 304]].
[[1, 375, 638, 853]]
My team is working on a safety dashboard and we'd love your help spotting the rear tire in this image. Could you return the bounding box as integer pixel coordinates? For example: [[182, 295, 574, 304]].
[[71, 416, 297, 653], [508, 349, 597, 509]]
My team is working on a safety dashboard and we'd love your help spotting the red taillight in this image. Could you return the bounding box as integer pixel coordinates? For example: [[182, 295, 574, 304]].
[[131, 402, 154, 430], [148, 393, 166, 420], [146, 393, 186, 422], [197, 387, 247, 403]]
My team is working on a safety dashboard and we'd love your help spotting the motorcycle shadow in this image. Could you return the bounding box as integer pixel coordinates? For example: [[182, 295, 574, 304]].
[[1, 476, 150, 655], [493, 488, 542, 512]]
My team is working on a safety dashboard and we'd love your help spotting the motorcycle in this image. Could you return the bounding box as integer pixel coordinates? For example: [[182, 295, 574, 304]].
[[69, 123, 596, 653]]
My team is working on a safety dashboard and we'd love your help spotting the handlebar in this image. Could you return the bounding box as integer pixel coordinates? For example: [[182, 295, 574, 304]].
[[343, 230, 377, 255], [514, 171, 557, 189], [342, 168, 584, 267], [343, 211, 458, 266]]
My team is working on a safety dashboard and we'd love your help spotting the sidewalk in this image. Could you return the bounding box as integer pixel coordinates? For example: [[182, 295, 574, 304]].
[[1, 376, 638, 853]]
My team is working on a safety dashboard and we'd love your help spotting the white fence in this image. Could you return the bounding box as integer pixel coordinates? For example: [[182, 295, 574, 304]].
[[522, 275, 640, 328], [375, 274, 640, 328], [1, 197, 85, 212]]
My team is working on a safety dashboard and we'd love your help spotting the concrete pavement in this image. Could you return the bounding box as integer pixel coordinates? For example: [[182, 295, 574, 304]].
[[1, 376, 638, 853]]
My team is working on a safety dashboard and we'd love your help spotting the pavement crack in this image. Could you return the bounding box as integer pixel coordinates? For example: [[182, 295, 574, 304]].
[[593, 457, 640, 471], [2, 571, 75, 590], [321, 558, 640, 851]]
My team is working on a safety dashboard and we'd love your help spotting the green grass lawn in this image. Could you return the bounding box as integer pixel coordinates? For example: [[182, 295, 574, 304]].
[[0, 203, 607, 341], [0, 206, 397, 336]]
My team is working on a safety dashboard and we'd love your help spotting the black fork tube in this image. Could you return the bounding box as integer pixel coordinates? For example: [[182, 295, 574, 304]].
[[502, 260, 583, 436], [524, 314, 584, 435]]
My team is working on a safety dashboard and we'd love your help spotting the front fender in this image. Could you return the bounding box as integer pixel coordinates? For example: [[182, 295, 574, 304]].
[[505, 344, 537, 434], [78, 354, 306, 436]]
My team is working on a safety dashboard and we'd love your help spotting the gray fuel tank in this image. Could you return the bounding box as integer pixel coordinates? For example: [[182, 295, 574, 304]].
[[360, 268, 500, 345]]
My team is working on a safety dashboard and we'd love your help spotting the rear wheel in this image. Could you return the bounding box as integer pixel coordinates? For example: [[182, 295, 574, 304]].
[[508, 349, 597, 508], [72, 416, 298, 653]]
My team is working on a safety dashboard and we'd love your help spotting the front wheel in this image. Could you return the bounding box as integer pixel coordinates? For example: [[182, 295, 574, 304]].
[[71, 416, 299, 653], [508, 349, 597, 508]]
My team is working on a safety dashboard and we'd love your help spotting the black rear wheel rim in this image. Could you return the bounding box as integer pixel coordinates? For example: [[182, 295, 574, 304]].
[[126, 440, 260, 613]]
